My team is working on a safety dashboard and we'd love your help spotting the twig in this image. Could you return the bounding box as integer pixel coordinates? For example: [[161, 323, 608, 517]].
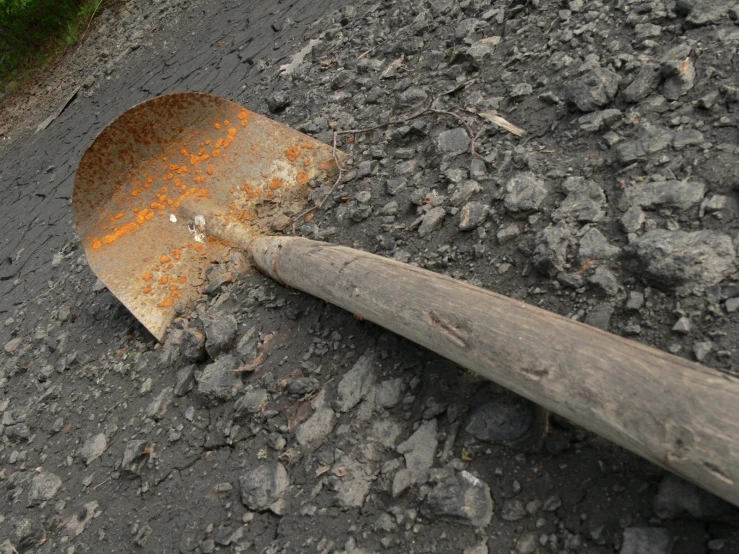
[[92, 476, 111, 490], [291, 99, 485, 230], [9, 544, 20, 554], [78, 0, 109, 48]]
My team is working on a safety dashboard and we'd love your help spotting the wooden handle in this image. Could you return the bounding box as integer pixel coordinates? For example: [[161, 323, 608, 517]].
[[248, 236, 739, 506]]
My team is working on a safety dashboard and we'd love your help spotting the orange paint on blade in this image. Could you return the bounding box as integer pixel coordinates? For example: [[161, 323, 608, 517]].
[[158, 275, 169, 286], [285, 146, 301, 162], [172, 248, 181, 260], [269, 177, 283, 190], [297, 171, 309, 185], [207, 165, 214, 176], [102, 222, 138, 246], [158, 297, 175, 308], [160, 255, 171, 264], [91, 238, 102, 251]]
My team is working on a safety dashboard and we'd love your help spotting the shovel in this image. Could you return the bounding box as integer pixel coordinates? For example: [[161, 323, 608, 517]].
[[74, 92, 739, 507]]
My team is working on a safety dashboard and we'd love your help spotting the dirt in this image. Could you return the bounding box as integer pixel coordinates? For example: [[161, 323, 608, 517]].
[[1, 0, 739, 553]]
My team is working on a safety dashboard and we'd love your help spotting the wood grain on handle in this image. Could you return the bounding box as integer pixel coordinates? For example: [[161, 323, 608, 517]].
[[248, 235, 739, 506]]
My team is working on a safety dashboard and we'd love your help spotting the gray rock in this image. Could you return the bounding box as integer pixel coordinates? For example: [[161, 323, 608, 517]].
[[661, 57, 695, 100], [356, 161, 378, 178], [180, 328, 206, 362], [589, 267, 620, 296], [422, 470, 493, 527], [627, 230, 736, 292], [236, 326, 258, 359], [564, 66, 621, 112], [625, 291, 645, 312], [624, 180, 706, 211], [552, 177, 605, 223], [198, 355, 243, 404], [673, 129, 704, 150], [334, 351, 375, 412], [435, 128, 470, 154], [28, 472, 62, 506], [497, 223, 521, 244], [614, 123, 674, 165], [12, 516, 45, 550], [286, 377, 320, 396], [392, 468, 414, 498], [332, 455, 373, 508], [459, 202, 488, 231], [81, 433, 107, 465], [620, 527, 670, 554], [146, 387, 174, 421], [386, 178, 406, 196], [295, 406, 336, 449], [621, 206, 646, 233], [654, 475, 736, 521], [331, 69, 357, 90], [672, 317, 692, 334], [121, 440, 154, 478], [543, 495, 562, 511], [693, 340, 713, 361], [470, 36, 501, 60], [501, 499, 527, 521], [585, 303, 614, 330], [510, 83, 533, 100], [396, 87, 428, 110], [174, 364, 196, 397], [239, 463, 289, 511], [4, 337, 23, 354], [202, 313, 238, 357], [205, 272, 232, 296], [267, 91, 290, 112], [621, 64, 662, 103], [397, 419, 438, 473], [233, 388, 269, 421], [504, 172, 548, 214], [5, 422, 30, 441], [348, 201, 373, 222], [578, 108, 623, 132], [418, 207, 446, 237], [516, 532, 538, 554], [684, 0, 733, 26], [466, 395, 533, 442], [449, 180, 483, 207], [726, 298, 739, 313], [533, 222, 571, 277], [578, 229, 620, 261], [376, 378, 403, 408]]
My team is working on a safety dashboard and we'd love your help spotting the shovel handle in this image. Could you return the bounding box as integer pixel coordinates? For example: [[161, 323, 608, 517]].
[[248, 235, 739, 506]]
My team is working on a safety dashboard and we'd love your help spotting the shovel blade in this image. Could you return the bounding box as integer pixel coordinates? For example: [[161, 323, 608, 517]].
[[74, 92, 339, 341]]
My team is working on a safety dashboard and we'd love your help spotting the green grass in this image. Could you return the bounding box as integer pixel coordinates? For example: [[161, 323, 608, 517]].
[[0, 0, 106, 91]]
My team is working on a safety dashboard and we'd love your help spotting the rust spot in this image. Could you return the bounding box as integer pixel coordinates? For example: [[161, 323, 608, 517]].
[[160, 255, 171, 264], [142, 272, 153, 281], [91, 238, 102, 251], [297, 171, 309, 185], [269, 177, 283, 190]]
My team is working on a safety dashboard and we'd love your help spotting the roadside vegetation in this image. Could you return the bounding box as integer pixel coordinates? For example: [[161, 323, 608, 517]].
[[0, 0, 108, 96]]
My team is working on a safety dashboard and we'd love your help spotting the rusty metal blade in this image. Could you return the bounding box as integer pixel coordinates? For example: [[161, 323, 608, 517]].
[[74, 92, 340, 341]]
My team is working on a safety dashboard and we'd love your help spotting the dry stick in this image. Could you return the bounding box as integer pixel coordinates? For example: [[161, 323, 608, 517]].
[[292, 104, 486, 229], [77, 0, 109, 47]]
